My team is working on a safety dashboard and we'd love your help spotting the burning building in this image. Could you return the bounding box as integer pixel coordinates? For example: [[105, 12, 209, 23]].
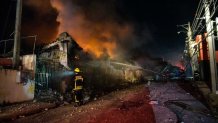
[[35, 32, 86, 98], [0, 32, 85, 104], [0, 37, 163, 103]]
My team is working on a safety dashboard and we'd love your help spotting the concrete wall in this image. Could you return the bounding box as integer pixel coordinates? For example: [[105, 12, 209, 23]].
[[0, 69, 35, 104]]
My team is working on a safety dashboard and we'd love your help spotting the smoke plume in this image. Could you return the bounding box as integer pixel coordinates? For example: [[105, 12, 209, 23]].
[[50, 0, 135, 58], [22, 0, 155, 65], [22, 0, 59, 44]]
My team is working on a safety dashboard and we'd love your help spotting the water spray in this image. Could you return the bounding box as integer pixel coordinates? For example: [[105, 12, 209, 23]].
[[110, 61, 159, 74]]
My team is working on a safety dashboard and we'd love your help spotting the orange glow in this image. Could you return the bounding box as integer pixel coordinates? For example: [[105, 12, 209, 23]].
[[78, 38, 116, 58], [175, 62, 185, 70], [50, 0, 133, 58], [174, 58, 185, 70]]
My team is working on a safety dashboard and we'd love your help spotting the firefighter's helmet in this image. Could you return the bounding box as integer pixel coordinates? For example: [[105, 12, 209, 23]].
[[74, 68, 80, 73]]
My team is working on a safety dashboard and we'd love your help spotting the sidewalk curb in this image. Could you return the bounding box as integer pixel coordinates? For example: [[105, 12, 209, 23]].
[[194, 81, 218, 116]]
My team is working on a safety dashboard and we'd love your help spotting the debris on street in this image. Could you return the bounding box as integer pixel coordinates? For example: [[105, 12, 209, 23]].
[[8, 85, 155, 123], [0, 102, 56, 122]]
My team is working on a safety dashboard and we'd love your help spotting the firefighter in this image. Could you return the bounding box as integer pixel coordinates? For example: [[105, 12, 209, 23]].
[[73, 67, 84, 106]]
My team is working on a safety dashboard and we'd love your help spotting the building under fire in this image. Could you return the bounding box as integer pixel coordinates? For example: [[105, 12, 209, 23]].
[[0, 32, 149, 104]]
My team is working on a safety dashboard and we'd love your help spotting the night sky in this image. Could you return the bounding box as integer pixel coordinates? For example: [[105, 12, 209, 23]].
[[0, 0, 198, 64]]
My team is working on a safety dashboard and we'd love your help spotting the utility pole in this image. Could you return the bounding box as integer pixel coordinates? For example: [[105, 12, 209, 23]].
[[187, 22, 192, 45], [13, 0, 22, 69], [204, 0, 218, 94], [216, 17, 218, 37], [187, 22, 195, 77], [177, 23, 194, 78], [186, 22, 192, 61]]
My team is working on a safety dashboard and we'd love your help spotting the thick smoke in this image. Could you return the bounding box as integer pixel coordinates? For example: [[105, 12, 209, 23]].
[[22, 0, 59, 44], [23, 0, 159, 68], [50, 0, 138, 58], [22, 0, 154, 61]]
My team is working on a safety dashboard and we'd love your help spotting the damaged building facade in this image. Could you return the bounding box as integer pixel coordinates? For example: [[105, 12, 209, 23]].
[[35, 32, 84, 99], [0, 32, 148, 104], [35, 32, 147, 99], [0, 32, 83, 103]]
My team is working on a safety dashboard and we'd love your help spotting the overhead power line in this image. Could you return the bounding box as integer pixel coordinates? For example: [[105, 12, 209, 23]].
[[192, 0, 218, 37], [191, 0, 204, 31], [191, 0, 216, 34]]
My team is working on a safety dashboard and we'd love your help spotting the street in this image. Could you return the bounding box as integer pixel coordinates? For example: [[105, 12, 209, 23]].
[[0, 81, 217, 123], [7, 84, 155, 123], [1, 0, 218, 123]]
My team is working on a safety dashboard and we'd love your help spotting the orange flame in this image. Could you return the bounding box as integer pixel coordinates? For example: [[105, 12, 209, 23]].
[[175, 62, 185, 70], [50, 0, 132, 58]]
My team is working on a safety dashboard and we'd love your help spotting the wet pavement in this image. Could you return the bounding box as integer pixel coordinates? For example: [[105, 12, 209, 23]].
[[149, 81, 218, 123], [1, 81, 218, 123], [4, 85, 155, 123]]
